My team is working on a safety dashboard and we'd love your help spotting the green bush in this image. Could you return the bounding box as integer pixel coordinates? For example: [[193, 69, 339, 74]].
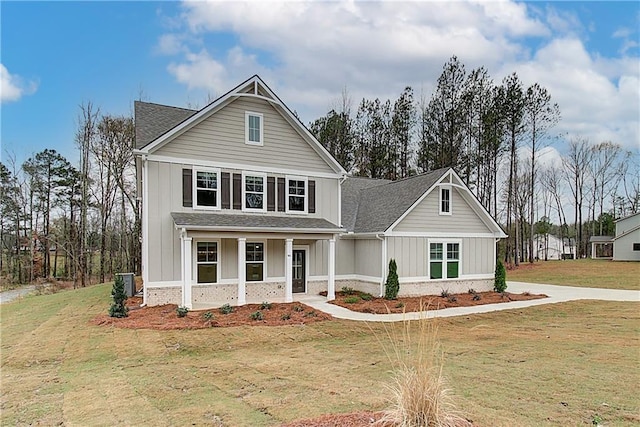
[[341, 286, 357, 295], [384, 259, 399, 300], [250, 311, 264, 321], [359, 292, 373, 301], [219, 304, 234, 315], [281, 313, 291, 321], [108, 275, 129, 318], [344, 296, 360, 304], [293, 305, 304, 312], [260, 301, 272, 310], [494, 259, 507, 293], [176, 306, 189, 318], [202, 311, 214, 321], [440, 289, 450, 298]]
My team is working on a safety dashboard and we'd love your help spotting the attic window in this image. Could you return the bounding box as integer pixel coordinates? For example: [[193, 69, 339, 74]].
[[245, 112, 263, 146], [439, 186, 451, 215]]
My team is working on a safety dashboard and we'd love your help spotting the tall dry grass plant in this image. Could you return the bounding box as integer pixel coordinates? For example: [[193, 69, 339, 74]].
[[374, 302, 469, 427]]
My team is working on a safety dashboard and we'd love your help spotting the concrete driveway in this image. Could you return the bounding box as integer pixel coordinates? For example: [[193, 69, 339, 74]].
[[296, 281, 640, 322]]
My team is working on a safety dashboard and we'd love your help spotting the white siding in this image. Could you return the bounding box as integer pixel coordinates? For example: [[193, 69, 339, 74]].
[[155, 97, 334, 174], [395, 187, 492, 233], [614, 214, 640, 261], [355, 239, 382, 277], [336, 238, 355, 275]]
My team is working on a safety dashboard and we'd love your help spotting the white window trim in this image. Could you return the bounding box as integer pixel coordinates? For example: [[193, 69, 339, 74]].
[[439, 185, 452, 216], [246, 240, 267, 282], [193, 166, 221, 210], [193, 239, 221, 284], [241, 171, 267, 213], [427, 239, 461, 280], [245, 111, 264, 146], [285, 175, 308, 214]]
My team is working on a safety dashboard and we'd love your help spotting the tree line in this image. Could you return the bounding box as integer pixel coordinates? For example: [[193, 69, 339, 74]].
[[1, 104, 139, 286]]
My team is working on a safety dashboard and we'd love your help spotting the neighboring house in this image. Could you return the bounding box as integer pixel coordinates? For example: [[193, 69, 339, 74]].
[[134, 75, 507, 308], [533, 234, 576, 260], [590, 235, 614, 259], [613, 213, 640, 261]]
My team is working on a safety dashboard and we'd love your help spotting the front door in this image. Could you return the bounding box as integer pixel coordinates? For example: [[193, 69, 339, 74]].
[[292, 249, 306, 293]]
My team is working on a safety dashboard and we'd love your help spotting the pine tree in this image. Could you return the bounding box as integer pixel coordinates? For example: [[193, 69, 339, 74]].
[[494, 260, 507, 293], [109, 275, 129, 318], [384, 259, 400, 300]]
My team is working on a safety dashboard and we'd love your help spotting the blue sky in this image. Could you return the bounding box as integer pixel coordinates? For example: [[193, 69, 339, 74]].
[[1, 1, 639, 168]]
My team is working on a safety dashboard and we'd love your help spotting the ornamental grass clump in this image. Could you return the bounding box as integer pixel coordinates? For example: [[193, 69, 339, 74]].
[[375, 303, 466, 427]]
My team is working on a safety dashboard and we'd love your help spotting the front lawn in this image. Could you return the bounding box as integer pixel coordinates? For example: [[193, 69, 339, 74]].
[[507, 258, 640, 290], [1, 283, 638, 426]]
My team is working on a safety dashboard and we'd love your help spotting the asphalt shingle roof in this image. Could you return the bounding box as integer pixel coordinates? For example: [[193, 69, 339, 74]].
[[135, 101, 197, 149], [341, 168, 449, 233], [171, 212, 342, 233]]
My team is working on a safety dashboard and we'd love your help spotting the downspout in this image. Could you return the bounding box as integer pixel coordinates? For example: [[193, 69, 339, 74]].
[[141, 155, 149, 307], [376, 233, 386, 297], [338, 174, 347, 228]]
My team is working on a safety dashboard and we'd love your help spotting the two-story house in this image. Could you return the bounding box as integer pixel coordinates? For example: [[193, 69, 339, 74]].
[[134, 75, 506, 308]]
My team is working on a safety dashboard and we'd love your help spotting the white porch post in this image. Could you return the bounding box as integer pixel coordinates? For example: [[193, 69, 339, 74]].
[[327, 236, 336, 301], [285, 238, 293, 303], [237, 237, 246, 305], [181, 234, 193, 309]]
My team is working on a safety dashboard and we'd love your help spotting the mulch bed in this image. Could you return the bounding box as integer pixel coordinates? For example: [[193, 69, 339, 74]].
[[328, 290, 547, 314]]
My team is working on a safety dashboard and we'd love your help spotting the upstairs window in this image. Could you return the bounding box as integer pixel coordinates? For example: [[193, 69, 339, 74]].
[[245, 112, 263, 146], [243, 172, 266, 212], [287, 177, 307, 213], [194, 168, 220, 209], [429, 241, 459, 279], [439, 186, 451, 215]]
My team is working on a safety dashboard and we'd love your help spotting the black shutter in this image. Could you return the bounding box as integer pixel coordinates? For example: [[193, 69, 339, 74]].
[[233, 173, 242, 210], [277, 178, 285, 212], [308, 180, 316, 213], [221, 172, 230, 209], [267, 177, 276, 211], [182, 168, 193, 207]]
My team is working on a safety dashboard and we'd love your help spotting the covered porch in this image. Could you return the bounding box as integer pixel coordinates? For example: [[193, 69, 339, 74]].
[[171, 212, 342, 309]]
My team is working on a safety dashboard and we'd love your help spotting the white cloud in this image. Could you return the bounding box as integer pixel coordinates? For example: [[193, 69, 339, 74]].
[[1, 64, 37, 103], [160, 0, 638, 152]]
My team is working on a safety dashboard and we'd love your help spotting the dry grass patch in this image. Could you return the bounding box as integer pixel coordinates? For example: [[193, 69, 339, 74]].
[[507, 258, 640, 290]]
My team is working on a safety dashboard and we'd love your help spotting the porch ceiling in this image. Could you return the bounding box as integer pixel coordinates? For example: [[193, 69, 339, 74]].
[[171, 212, 343, 234]]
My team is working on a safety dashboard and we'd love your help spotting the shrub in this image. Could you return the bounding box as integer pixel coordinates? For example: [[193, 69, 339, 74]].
[[219, 304, 234, 315], [385, 259, 400, 300], [304, 310, 317, 317], [344, 296, 361, 304], [494, 259, 507, 293], [472, 293, 481, 301], [108, 275, 129, 318], [341, 286, 357, 295], [202, 311, 214, 321], [250, 311, 264, 321], [281, 313, 291, 321], [260, 301, 272, 310], [395, 302, 405, 309], [447, 295, 458, 303], [467, 288, 476, 294], [176, 306, 189, 318], [440, 289, 450, 298], [293, 305, 304, 312], [359, 292, 373, 301]]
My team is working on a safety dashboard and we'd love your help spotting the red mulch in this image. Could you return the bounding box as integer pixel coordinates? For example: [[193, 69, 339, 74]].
[[91, 299, 332, 330], [329, 290, 547, 314]]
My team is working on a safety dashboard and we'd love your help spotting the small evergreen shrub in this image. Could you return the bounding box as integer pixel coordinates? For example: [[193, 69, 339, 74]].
[[384, 259, 399, 300], [219, 304, 234, 315], [304, 310, 317, 317], [494, 259, 507, 293], [341, 286, 357, 295], [260, 301, 272, 310], [202, 311, 214, 321], [447, 295, 458, 303], [281, 313, 291, 321], [440, 289, 450, 298], [359, 292, 373, 301], [293, 305, 304, 312], [250, 311, 264, 321], [176, 306, 189, 317], [108, 275, 129, 318], [344, 296, 360, 304], [467, 288, 476, 294], [472, 293, 481, 301]]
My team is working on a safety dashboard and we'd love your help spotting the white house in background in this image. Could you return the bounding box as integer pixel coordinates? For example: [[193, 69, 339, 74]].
[[133, 75, 507, 308], [533, 234, 576, 260], [613, 213, 640, 261]]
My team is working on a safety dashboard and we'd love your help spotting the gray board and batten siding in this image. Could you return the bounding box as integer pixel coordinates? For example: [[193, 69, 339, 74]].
[[153, 97, 336, 175]]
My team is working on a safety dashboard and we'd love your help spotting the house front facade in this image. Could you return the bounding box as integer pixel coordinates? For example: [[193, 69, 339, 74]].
[[134, 76, 506, 308]]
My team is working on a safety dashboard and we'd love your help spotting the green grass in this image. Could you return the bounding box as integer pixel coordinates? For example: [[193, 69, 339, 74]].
[[1, 284, 639, 426], [507, 258, 640, 290]]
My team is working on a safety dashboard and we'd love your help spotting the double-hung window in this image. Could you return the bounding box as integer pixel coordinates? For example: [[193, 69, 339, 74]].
[[243, 172, 266, 212], [287, 176, 307, 213], [439, 186, 451, 215], [194, 167, 220, 209], [245, 112, 263, 146], [429, 241, 459, 279], [196, 242, 218, 283], [246, 242, 265, 281]]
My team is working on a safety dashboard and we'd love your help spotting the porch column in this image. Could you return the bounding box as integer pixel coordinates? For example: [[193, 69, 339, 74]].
[[327, 236, 336, 301], [285, 238, 293, 303], [237, 237, 246, 306], [181, 235, 193, 309]]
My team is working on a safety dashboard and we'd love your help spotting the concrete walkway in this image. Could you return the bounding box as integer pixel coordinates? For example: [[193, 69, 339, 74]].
[[294, 281, 640, 322]]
